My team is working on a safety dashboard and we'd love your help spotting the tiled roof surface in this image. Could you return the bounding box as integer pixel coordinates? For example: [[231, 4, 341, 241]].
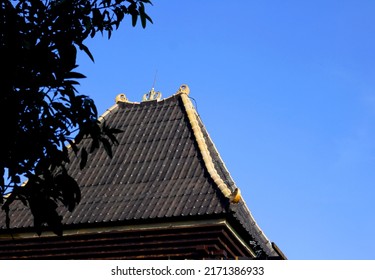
[[0, 92, 278, 257]]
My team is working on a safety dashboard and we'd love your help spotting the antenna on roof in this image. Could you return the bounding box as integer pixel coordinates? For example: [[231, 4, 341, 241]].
[[152, 69, 158, 90]]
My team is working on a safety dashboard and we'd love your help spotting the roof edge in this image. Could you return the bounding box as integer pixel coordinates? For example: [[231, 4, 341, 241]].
[[235, 200, 278, 256], [98, 103, 119, 123], [175, 84, 241, 203], [0, 218, 230, 240]]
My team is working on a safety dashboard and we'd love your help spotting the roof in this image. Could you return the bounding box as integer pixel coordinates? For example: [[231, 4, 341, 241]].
[[0, 85, 282, 258]]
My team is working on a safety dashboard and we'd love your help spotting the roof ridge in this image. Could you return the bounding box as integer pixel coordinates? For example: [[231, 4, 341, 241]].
[[175, 84, 241, 204]]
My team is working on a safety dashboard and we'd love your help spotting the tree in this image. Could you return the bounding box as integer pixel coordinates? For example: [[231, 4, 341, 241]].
[[0, 0, 152, 235]]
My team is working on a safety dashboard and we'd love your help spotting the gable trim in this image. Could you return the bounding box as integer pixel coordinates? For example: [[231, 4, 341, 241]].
[[176, 85, 240, 203]]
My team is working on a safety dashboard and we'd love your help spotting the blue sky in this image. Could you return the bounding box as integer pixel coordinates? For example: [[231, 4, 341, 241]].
[[76, 1, 375, 259]]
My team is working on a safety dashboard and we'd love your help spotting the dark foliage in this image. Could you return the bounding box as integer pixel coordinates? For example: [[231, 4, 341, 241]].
[[0, 0, 152, 235]]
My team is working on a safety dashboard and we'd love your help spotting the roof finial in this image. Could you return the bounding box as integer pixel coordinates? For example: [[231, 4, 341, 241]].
[[142, 70, 161, 102], [142, 88, 162, 102], [175, 84, 190, 95], [142, 70, 162, 102], [115, 93, 128, 104]]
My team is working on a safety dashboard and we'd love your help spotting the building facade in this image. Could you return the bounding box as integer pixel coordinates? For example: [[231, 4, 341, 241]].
[[0, 85, 285, 259]]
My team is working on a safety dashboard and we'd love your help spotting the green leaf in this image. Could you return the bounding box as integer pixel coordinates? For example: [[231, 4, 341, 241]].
[[128, 3, 138, 27], [131, 12, 138, 27], [80, 147, 88, 170], [114, 7, 124, 29], [55, 173, 81, 212], [90, 28, 96, 38], [145, 12, 153, 24], [75, 130, 84, 144], [18, 193, 28, 207], [12, 175, 21, 184], [139, 2, 146, 28], [78, 43, 95, 63], [65, 71, 87, 79], [64, 79, 80, 86], [92, 8, 102, 26], [67, 139, 79, 154]]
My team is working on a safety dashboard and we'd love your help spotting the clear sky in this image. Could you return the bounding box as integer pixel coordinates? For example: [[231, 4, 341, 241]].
[[76, 1, 375, 259]]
